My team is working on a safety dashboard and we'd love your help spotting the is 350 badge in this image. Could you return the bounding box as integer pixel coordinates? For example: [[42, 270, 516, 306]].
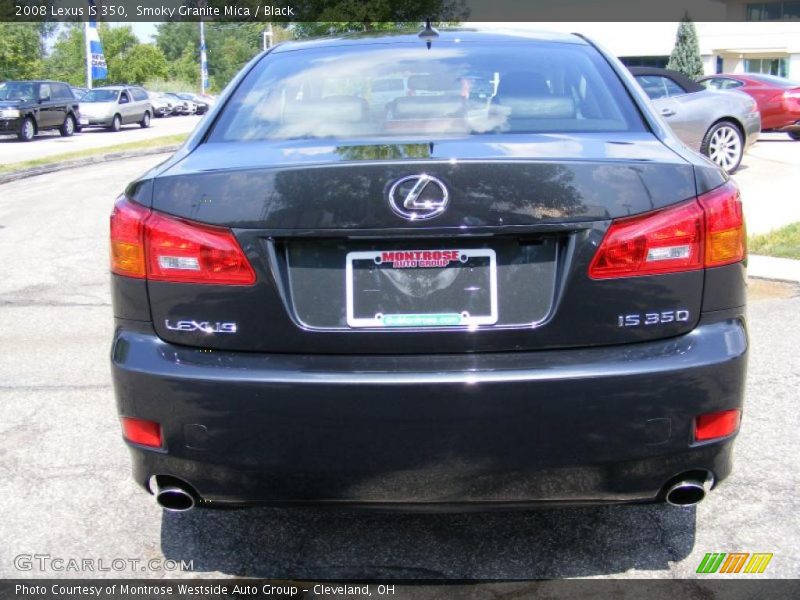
[[617, 309, 690, 327]]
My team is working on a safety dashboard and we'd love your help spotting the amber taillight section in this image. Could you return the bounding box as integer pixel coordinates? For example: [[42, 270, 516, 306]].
[[589, 180, 744, 279]]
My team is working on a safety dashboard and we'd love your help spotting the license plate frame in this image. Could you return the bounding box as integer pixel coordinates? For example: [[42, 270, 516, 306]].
[[345, 248, 498, 328]]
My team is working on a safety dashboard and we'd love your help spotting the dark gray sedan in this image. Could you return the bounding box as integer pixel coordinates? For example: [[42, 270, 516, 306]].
[[110, 30, 747, 513], [630, 67, 760, 173]]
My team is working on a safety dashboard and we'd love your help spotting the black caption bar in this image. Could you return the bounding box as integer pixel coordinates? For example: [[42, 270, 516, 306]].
[[2, 580, 800, 600], [0, 0, 766, 23]]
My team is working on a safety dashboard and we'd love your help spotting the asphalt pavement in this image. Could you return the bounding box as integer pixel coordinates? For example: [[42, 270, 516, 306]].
[[0, 114, 202, 165], [733, 132, 800, 235], [0, 153, 798, 581]]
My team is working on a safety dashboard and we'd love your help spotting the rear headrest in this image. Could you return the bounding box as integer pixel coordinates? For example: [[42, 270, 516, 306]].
[[407, 74, 460, 93], [498, 71, 550, 97], [499, 95, 576, 119], [283, 95, 367, 124], [390, 96, 464, 119]]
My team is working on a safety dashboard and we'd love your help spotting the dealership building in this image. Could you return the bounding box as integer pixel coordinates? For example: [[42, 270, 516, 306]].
[[477, 1, 800, 80]]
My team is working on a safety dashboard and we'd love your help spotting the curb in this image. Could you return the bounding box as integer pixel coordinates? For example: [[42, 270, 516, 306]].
[[748, 255, 800, 284], [0, 145, 180, 185]]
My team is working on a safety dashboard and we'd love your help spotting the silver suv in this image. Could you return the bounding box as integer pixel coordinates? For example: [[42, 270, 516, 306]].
[[78, 85, 152, 131]]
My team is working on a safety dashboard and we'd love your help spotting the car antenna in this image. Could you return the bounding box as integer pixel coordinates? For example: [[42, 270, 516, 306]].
[[418, 19, 439, 49]]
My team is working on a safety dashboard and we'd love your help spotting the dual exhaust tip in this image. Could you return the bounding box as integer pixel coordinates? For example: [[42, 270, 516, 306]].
[[664, 473, 713, 507]]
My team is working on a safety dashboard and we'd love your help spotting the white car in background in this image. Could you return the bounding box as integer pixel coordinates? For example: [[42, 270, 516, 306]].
[[79, 85, 152, 131], [163, 93, 197, 115], [147, 92, 174, 118]]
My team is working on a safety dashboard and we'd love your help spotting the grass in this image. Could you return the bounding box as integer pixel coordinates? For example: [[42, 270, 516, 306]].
[[749, 222, 800, 260], [0, 133, 188, 175]]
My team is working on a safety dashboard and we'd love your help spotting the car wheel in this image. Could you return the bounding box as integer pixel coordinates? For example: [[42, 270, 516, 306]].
[[108, 114, 122, 132], [140, 111, 151, 128], [59, 114, 76, 137], [17, 117, 35, 142], [789, 132, 800, 141], [701, 121, 743, 174]]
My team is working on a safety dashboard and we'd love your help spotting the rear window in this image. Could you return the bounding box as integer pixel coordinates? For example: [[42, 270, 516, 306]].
[[209, 42, 645, 141]]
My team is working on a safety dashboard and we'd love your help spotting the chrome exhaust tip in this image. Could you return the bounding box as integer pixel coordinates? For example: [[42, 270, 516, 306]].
[[665, 474, 713, 507], [155, 486, 196, 512]]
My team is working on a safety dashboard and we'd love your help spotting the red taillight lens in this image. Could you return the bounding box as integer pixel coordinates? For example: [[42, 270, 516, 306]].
[[589, 200, 704, 279], [146, 211, 256, 285], [109, 197, 255, 285], [783, 89, 800, 105], [699, 181, 746, 268], [110, 197, 149, 278], [589, 181, 745, 279], [121, 417, 162, 448], [694, 409, 741, 442]]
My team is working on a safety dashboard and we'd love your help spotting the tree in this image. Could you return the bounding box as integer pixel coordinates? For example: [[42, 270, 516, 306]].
[[43, 24, 85, 85], [100, 24, 139, 83], [120, 45, 169, 84], [0, 23, 44, 80], [667, 16, 704, 80], [155, 22, 270, 91]]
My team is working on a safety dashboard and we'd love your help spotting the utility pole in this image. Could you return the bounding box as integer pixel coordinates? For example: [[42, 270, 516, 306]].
[[262, 23, 273, 51], [200, 21, 208, 94], [84, 21, 92, 89]]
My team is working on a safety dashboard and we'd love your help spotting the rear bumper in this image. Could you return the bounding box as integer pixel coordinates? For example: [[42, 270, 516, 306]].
[[111, 312, 747, 507]]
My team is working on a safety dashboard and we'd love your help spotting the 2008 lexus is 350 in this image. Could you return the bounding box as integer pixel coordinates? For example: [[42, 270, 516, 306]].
[[110, 29, 747, 512]]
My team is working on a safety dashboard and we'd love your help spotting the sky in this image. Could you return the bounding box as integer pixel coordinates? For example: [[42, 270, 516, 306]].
[[129, 22, 157, 42]]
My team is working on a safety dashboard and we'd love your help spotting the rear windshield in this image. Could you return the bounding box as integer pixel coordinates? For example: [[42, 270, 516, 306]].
[[209, 41, 645, 141]]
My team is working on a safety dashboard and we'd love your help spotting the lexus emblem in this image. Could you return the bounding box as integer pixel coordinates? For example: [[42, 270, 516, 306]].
[[388, 174, 449, 220]]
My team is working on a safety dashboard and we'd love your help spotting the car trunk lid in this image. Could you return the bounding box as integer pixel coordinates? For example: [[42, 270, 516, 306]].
[[144, 134, 704, 354]]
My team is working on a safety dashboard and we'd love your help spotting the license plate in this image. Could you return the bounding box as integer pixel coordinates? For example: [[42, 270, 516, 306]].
[[79, 118, 89, 125], [346, 248, 498, 328]]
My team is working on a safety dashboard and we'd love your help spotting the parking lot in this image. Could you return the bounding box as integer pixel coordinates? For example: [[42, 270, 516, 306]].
[[0, 138, 798, 580], [0, 115, 202, 165]]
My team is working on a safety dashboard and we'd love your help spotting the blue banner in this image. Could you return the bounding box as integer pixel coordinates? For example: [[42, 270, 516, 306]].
[[87, 1, 107, 81]]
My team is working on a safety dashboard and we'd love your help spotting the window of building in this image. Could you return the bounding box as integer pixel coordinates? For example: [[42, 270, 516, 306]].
[[746, 1, 800, 20], [619, 56, 670, 69], [744, 57, 789, 77]]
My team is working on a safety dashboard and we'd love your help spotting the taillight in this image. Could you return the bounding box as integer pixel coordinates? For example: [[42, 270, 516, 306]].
[[589, 200, 704, 279], [146, 211, 256, 284], [110, 197, 256, 285], [694, 409, 741, 442], [589, 181, 744, 279], [698, 181, 746, 267], [121, 417, 162, 448], [110, 198, 149, 278], [783, 89, 800, 104]]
